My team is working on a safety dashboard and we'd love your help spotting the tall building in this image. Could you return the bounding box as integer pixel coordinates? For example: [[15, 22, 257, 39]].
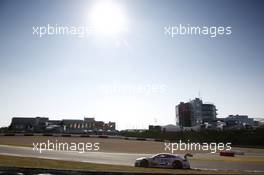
[[175, 102, 192, 127], [176, 98, 217, 127], [202, 104, 217, 122], [189, 98, 203, 125]]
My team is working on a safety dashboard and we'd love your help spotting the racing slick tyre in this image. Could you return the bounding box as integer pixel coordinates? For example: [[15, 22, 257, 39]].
[[140, 159, 149, 168], [172, 160, 183, 169]]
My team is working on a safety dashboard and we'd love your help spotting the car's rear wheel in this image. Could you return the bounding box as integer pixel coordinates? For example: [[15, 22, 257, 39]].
[[140, 159, 149, 168], [172, 160, 183, 169]]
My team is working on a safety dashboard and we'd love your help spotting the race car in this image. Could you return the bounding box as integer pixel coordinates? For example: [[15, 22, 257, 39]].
[[134, 153, 192, 169]]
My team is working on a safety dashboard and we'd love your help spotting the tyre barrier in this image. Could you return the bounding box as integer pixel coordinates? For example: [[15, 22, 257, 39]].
[[43, 133, 53, 136], [4, 133, 15, 136], [136, 138, 146, 141], [154, 139, 163, 142], [24, 133, 34, 136], [220, 151, 235, 157], [98, 135, 109, 138]]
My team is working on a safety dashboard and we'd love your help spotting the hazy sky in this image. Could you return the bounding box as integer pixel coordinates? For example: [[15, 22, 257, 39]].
[[0, 0, 263, 130]]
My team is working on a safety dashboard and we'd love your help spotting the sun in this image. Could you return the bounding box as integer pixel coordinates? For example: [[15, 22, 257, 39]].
[[89, 1, 128, 37]]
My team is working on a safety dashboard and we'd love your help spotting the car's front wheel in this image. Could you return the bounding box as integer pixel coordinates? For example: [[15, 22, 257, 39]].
[[172, 160, 183, 169], [140, 159, 149, 168]]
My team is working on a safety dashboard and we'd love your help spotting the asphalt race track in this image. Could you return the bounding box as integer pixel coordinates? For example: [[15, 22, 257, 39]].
[[0, 145, 263, 173]]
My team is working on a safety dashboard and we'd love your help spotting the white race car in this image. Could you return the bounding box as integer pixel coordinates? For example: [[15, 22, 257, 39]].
[[135, 153, 192, 169]]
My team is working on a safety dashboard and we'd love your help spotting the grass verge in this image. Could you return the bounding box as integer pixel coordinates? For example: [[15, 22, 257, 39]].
[[0, 155, 251, 174]]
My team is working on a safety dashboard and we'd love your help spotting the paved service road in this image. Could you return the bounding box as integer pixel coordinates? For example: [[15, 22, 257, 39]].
[[0, 145, 263, 173]]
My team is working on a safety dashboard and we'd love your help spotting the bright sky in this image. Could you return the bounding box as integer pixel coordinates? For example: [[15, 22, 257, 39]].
[[0, 0, 263, 130]]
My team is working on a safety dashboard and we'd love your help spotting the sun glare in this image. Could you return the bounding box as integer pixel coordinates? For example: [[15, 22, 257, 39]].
[[89, 2, 127, 37]]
